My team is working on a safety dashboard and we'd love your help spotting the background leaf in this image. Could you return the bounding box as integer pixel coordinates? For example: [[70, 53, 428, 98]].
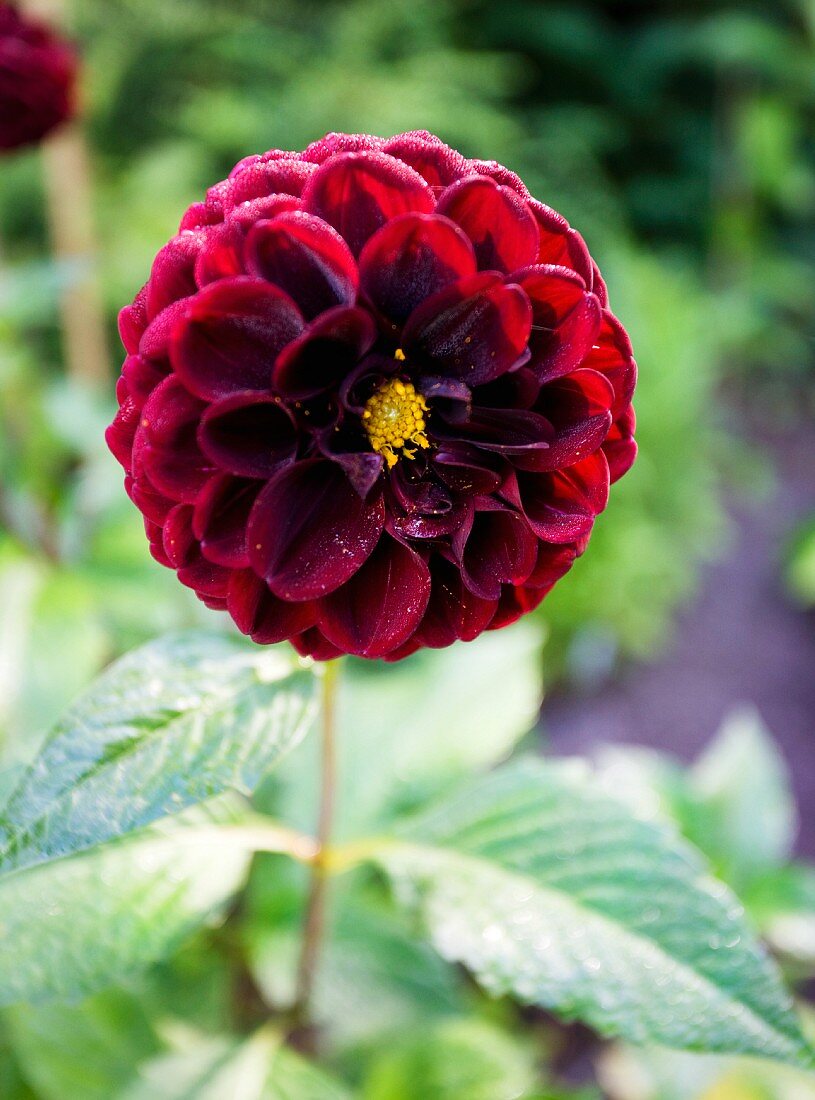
[[361, 1016, 540, 1100], [371, 757, 812, 1065], [3, 990, 160, 1100], [119, 1028, 353, 1100], [264, 624, 542, 839], [245, 863, 466, 1050], [688, 707, 797, 889], [746, 863, 815, 971]]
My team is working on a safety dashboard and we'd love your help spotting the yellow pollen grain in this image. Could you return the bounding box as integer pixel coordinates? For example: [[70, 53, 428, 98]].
[[362, 374, 430, 469]]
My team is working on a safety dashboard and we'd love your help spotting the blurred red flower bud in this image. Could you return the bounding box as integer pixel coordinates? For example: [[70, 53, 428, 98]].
[[0, 2, 76, 151]]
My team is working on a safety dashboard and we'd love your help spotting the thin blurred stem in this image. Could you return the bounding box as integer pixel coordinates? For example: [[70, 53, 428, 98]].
[[22, 0, 110, 386], [292, 659, 341, 1036], [41, 126, 110, 385]]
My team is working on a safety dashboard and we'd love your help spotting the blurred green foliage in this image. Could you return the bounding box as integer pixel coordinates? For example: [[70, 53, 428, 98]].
[[786, 517, 815, 608], [1, 0, 813, 696]]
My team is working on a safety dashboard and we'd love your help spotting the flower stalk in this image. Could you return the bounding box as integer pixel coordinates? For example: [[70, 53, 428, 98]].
[[292, 657, 341, 1037]]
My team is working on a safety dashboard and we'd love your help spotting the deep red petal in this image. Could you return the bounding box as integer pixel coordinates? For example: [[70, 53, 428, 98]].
[[432, 444, 504, 495], [198, 392, 297, 478], [171, 277, 304, 401], [126, 473, 175, 526], [488, 587, 527, 631], [122, 354, 168, 409], [436, 175, 539, 274], [402, 273, 532, 386], [525, 541, 578, 590], [516, 369, 614, 473], [591, 261, 609, 307], [289, 628, 344, 661], [228, 149, 299, 178], [603, 406, 638, 483], [465, 160, 529, 197], [319, 535, 430, 657], [528, 200, 593, 283], [515, 265, 597, 384], [417, 557, 497, 646], [163, 503, 230, 598], [517, 450, 610, 543], [194, 221, 247, 287], [248, 460, 385, 600], [273, 306, 377, 399], [303, 151, 435, 256], [515, 264, 587, 324], [132, 377, 214, 503], [227, 568, 316, 643], [118, 287, 148, 355], [381, 132, 467, 187], [316, 430, 384, 499], [359, 212, 476, 326], [388, 470, 471, 539], [178, 198, 224, 232], [138, 298, 191, 364], [458, 509, 538, 600], [225, 158, 315, 209], [530, 292, 602, 384], [441, 406, 554, 458], [192, 473, 261, 568], [245, 211, 358, 319], [145, 517, 172, 567], [105, 397, 139, 471], [228, 193, 302, 229], [582, 309, 637, 417], [146, 232, 205, 319], [162, 503, 196, 568], [302, 133, 385, 163]]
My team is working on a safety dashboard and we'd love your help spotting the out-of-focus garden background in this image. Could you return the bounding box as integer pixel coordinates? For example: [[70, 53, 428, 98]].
[[1, 0, 814, 1095]]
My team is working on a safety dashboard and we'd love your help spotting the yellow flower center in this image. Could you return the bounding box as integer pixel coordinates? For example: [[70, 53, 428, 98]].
[[362, 359, 431, 469]]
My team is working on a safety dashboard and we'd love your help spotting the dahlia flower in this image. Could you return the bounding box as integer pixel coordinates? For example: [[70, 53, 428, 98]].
[[0, 2, 76, 151], [107, 131, 637, 660]]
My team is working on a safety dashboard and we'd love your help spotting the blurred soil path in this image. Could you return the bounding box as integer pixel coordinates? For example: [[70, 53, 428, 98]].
[[542, 421, 815, 855]]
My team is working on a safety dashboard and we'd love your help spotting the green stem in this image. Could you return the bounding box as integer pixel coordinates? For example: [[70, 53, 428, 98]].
[[292, 658, 341, 1033]]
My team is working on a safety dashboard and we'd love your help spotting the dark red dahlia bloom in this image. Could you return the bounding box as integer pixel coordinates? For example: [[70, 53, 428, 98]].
[[107, 131, 637, 660], [0, 3, 76, 151]]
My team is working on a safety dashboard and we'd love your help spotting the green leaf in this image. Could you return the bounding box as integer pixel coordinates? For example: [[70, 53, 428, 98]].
[[689, 708, 796, 887], [0, 803, 251, 1007], [0, 631, 317, 874], [592, 727, 798, 901], [785, 517, 815, 609], [0, 1024, 36, 1100], [119, 1028, 354, 1100], [0, 545, 109, 751], [361, 1017, 540, 1100], [269, 624, 542, 838], [369, 758, 812, 1065], [3, 989, 161, 1100], [746, 863, 815, 968], [245, 865, 465, 1049], [139, 932, 237, 1036]]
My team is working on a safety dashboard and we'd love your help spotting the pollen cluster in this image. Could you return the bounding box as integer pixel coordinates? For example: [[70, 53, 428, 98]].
[[362, 371, 431, 469]]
